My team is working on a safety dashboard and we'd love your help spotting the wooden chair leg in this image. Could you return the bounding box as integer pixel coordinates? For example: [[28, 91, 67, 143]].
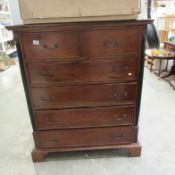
[[165, 59, 169, 72], [150, 58, 154, 72], [158, 59, 162, 76]]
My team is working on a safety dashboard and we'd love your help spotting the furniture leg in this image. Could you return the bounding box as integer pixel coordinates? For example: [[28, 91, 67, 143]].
[[150, 57, 154, 72], [128, 143, 142, 157], [32, 149, 48, 162], [159, 59, 162, 76], [165, 59, 169, 72], [165, 79, 175, 90], [162, 65, 175, 78]]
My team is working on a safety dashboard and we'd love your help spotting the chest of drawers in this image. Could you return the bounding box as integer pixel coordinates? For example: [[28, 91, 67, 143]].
[[8, 20, 151, 162]]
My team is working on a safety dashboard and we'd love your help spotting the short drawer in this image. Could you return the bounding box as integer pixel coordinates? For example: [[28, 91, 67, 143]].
[[34, 126, 133, 148], [22, 31, 81, 60], [27, 58, 137, 85], [84, 27, 139, 57], [31, 83, 137, 109], [34, 106, 135, 130]]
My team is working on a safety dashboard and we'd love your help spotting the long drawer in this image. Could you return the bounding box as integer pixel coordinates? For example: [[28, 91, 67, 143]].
[[22, 31, 81, 60], [27, 58, 137, 85], [34, 126, 133, 149], [34, 106, 135, 130], [31, 83, 137, 109]]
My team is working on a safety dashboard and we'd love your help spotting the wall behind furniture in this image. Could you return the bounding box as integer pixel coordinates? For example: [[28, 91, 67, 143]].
[[139, 0, 147, 19], [8, 0, 23, 25]]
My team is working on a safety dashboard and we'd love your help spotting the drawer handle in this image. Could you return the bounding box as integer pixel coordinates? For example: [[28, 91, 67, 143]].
[[49, 137, 60, 143], [112, 133, 124, 140], [113, 92, 128, 99], [112, 66, 129, 72], [43, 44, 59, 51], [124, 66, 129, 71], [112, 114, 127, 120], [45, 117, 59, 124], [41, 96, 57, 102], [103, 41, 118, 48], [39, 71, 54, 77]]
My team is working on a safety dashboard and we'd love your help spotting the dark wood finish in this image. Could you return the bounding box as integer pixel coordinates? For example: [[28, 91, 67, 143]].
[[34, 126, 133, 149], [84, 27, 139, 57], [22, 32, 81, 60], [135, 31, 145, 126], [31, 83, 137, 109], [128, 142, 141, 157], [27, 58, 138, 85], [163, 42, 175, 90], [7, 20, 151, 162], [34, 106, 135, 130], [31, 142, 141, 162], [7, 20, 152, 32], [31, 149, 48, 162], [164, 41, 175, 52], [16, 41, 36, 130], [145, 49, 175, 76]]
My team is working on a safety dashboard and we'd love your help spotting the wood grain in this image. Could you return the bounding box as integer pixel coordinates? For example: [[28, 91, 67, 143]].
[[34, 126, 133, 149], [34, 106, 135, 130], [84, 27, 139, 57], [27, 58, 138, 85], [7, 20, 152, 161], [31, 83, 137, 109], [22, 31, 81, 60]]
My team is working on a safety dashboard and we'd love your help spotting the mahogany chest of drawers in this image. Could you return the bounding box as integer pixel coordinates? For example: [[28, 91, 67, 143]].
[[8, 20, 151, 162]]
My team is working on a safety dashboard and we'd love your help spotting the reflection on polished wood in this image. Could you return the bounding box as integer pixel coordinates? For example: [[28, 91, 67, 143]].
[[7, 20, 151, 161]]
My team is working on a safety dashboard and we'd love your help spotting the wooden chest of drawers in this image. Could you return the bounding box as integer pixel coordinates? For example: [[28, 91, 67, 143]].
[[8, 20, 151, 162]]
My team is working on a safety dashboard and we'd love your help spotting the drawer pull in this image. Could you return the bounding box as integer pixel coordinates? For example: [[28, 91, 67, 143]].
[[124, 66, 129, 71], [49, 137, 60, 143], [112, 133, 124, 140], [45, 117, 59, 124], [43, 43, 59, 51], [112, 66, 129, 72], [41, 96, 57, 101], [39, 71, 54, 77], [112, 114, 127, 120], [103, 41, 118, 48], [113, 92, 128, 99]]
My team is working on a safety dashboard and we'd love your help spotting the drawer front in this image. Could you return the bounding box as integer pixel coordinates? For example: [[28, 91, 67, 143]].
[[34, 126, 133, 148], [22, 32, 81, 60], [32, 83, 137, 109], [27, 58, 137, 85], [34, 106, 135, 130], [84, 27, 138, 57]]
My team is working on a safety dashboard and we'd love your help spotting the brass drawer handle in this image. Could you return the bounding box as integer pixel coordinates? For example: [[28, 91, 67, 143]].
[[113, 92, 128, 99], [112, 114, 127, 120], [103, 41, 118, 48], [45, 117, 59, 124], [112, 133, 124, 140], [40, 96, 57, 102], [49, 137, 60, 143], [39, 71, 54, 77], [43, 43, 59, 51], [112, 66, 129, 72]]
